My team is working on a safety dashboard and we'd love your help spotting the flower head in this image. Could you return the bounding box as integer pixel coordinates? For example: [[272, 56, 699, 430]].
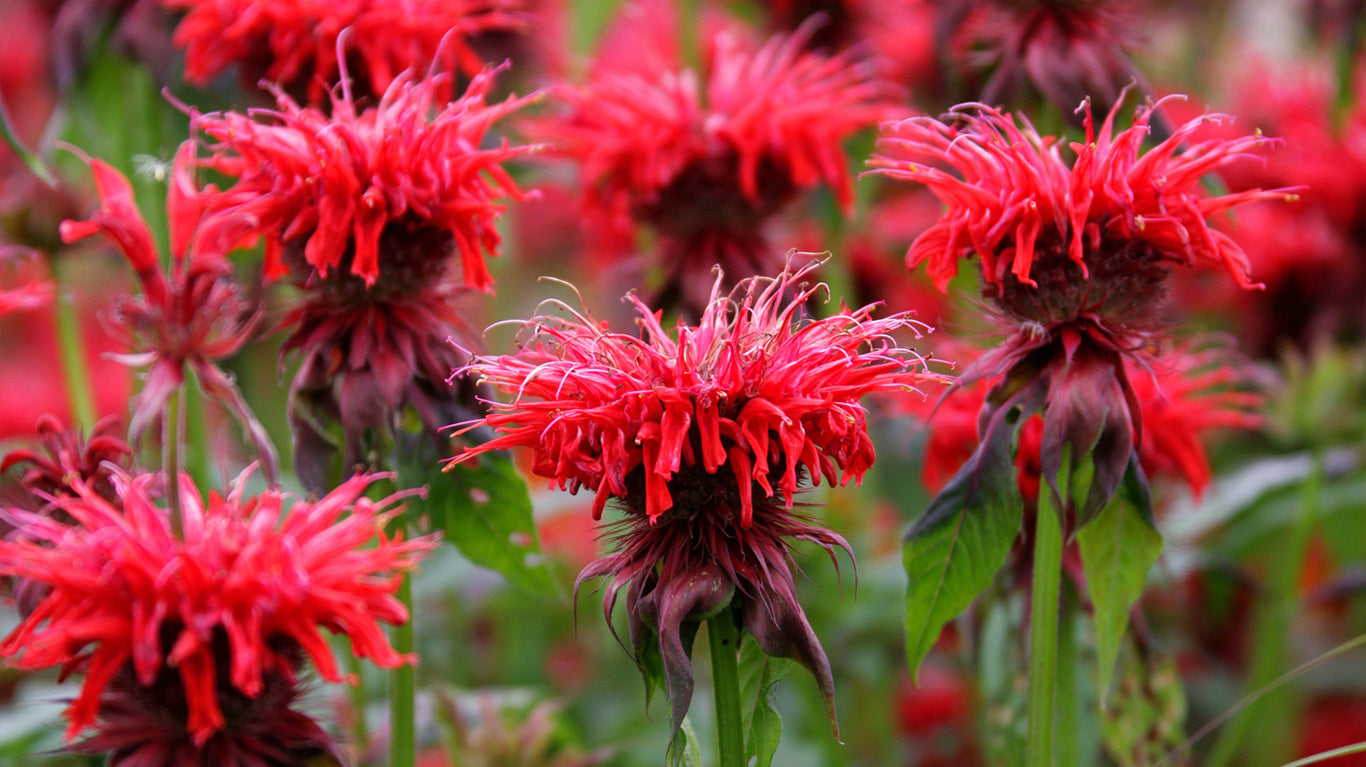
[[869, 94, 1289, 518], [1, 414, 132, 507], [186, 65, 532, 487], [449, 257, 939, 732], [544, 0, 901, 310], [59, 151, 278, 481], [949, 0, 1147, 117], [191, 64, 535, 293], [0, 468, 436, 751], [165, 0, 525, 104]]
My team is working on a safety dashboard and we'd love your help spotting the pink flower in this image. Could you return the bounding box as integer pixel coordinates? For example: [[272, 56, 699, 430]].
[[165, 0, 524, 104], [449, 257, 940, 733], [0, 468, 436, 753], [543, 0, 902, 310], [59, 151, 278, 482]]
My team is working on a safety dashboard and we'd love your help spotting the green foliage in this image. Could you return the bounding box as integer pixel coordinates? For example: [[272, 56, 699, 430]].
[[666, 717, 703, 767], [739, 637, 794, 767], [1078, 457, 1163, 703], [408, 452, 561, 600], [1100, 652, 1187, 767], [903, 404, 1026, 678]]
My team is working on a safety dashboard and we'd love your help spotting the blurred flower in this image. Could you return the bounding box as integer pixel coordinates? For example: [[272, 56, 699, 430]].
[[164, 0, 524, 104], [1173, 59, 1366, 353], [894, 664, 983, 767], [449, 258, 939, 733], [1297, 693, 1366, 767], [188, 64, 534, 488], [0, 248, 54, 315], [0, 468, 436, 762], [543, 0, 901, 312], [869, 94, 1289, 518], [0, 282, 132, 440], [945, 0, 1149, 120], [59, 151, 278, 482], [1, 413, 132, 506]]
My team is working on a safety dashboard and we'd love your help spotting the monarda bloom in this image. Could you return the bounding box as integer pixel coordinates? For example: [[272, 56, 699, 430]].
[[543, 0, 901, 312], [946, 0, 1149, 121], [164, 0, 524, 104], [0, 469, 436, 766], [447, 259, 938, 733], [189, 64, 534, 488], [59, 151, 278, 482], [1, 414, 132, 507], [868, 94, 1291, 521]]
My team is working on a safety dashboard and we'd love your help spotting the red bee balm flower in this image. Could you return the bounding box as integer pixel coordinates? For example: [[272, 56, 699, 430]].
[[189, 64, 535, 487], [60, 152, 278, 482], [193, 65, 534, 293], [0, 469, 436, 758], [165, 0, 524, 104], [868, 95, 1291, 519], [448, 258, 939, 733], [544, 0, 901, 311]]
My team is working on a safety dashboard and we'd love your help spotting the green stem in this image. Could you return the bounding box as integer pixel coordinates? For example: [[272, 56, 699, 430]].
[[709, 612, 745, 767], [348, 652, 370, 756], [1026, 477, 1066, 767], [1281, 741, 1366, 767], [679, 0, 700, 73], [52, 278, 97, 430], [1206, 450, 1323, 767], [0, 86, 56, 187], [1055, 592, 1081, 767], [163, 386, 185, 539], [390, 568, 416, 767], [183, 368, 213, 489]]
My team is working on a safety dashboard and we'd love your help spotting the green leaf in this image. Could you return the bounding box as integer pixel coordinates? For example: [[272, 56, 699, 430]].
[[409, 452, 561, 600], [1078, 456, 1161, 703], [666, 716, 704, 767], [903, 402, 1027, 679], [739, 637, 794, 767]]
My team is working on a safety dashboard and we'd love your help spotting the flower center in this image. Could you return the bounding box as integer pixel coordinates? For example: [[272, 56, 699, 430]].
[[636, 153, 796, 240], [990, 233, 1171, 332], [284, 216, 455, 304]]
